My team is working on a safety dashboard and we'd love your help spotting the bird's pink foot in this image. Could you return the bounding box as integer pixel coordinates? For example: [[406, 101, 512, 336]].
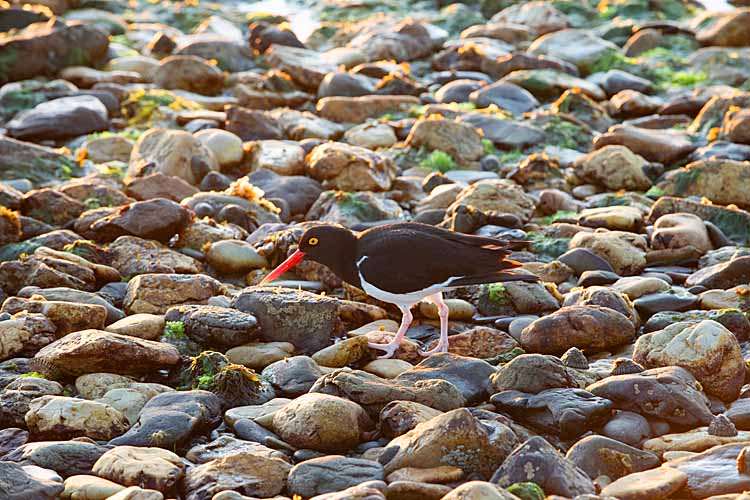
[[419, 340, 448, 357], [368, 340, 401, 359]]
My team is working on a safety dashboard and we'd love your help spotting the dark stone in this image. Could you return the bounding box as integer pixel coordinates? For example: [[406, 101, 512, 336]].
[[0, 460, 63, 499], [632, 291, 700, 318], [247, 168, 324, 216], [4, 440, 109, 478], [7, 95, 108, 140], [644, 309, 750, 341], [109, 390, 221, 450], [226, 106, 282, 141], [685, 256, 750, 289], [577, 270, 621, 287], [231, 418, 288, 450], [690, 140, 750, 162], [491, 388, 613, 440], [490, 436, 596, 497], [318, 72, 375, 98], [565, 435, 660, 480], [559, 248, 615, 275], [435, 79, 483, 104], [594, 69, 652, 96], [231, 287, 342, 354], [262, 355, 323, 397], [249, 21, 305, 53], [288, 456, 384, 498], [601, 410, 652, 447], [396, 352, 494, 404], [88, 198, 192, 243], [587, 366, 713, 428], [470, 81, 539, 114], [165, 305, 259, 348], [459, 114, 545, 149]]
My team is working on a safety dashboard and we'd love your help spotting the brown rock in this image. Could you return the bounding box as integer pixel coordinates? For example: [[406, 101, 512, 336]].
[[317, 95, 420, 123], [593, 125, 695, 165], [124, 172, 199, 202], [123, 273, 226, 315]]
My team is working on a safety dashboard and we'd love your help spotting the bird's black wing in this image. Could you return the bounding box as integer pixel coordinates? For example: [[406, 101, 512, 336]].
[[356, 222, 522, 294]]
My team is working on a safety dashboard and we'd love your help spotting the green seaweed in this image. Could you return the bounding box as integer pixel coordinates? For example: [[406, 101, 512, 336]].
[[672, 169, 701, 195], [543, 116, 589, 151], [420, 150, 457, 173], [589, 50, 639, 74], [487, 283, 508, 304], [0, 49, 19, 82], [64, 47, 90, 67], [707, 209, 750, 246], [164, 321, 186, 340], [645, 186, 665, 198], [507, 482, 545, 500], [529, 232, 571, 259], [537, 210, 579, 225], [18, 371, 47, 379]]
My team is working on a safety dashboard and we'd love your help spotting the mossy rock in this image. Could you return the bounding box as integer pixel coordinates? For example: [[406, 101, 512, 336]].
[[507, 482, 545, 500]]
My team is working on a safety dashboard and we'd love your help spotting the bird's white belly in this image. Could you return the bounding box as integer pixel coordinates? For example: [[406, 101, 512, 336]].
[[357, 272, 456, 306]]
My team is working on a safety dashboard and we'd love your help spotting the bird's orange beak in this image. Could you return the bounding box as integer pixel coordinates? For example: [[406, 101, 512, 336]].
[[259, 249, 305, 285]]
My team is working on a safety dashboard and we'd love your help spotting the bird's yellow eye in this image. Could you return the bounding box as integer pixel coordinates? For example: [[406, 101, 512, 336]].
[[308, 237, 319, 246]]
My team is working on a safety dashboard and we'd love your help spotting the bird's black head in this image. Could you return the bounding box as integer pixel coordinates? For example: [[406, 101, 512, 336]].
[[298, 225, 357, 268], [260, 224, 360, 286]]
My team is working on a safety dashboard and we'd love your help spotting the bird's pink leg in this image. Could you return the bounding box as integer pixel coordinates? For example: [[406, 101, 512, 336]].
[[420, 292, 450, 356], [368, 304, 413, 359]]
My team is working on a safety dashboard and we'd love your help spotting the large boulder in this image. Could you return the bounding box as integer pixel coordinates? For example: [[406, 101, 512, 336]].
[[33, 329, 180, 377], [633, 320, 745, 401], [305, 142, 397, 192], [6, 95, 108, 140], [128, 128, 218, 186]]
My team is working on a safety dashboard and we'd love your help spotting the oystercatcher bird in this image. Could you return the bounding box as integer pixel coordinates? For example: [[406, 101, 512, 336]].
[[260, 222, 538, 358]]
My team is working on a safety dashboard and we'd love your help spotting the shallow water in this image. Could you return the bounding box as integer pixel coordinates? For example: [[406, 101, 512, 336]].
[[237, 0, 319, 41]]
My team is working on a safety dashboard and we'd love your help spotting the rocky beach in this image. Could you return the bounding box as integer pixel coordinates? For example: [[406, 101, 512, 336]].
[[2, 0, 750, 498]]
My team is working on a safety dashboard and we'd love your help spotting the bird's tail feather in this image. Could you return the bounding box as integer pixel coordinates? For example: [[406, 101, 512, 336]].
[[450, 269, 540, 287]]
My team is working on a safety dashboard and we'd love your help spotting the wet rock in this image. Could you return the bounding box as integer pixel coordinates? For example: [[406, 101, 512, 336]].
[[4, 440, 108, 478], [0, 461, 63, 499], [447, 179, 536, 222], [491, 436, 595, 497], [265, 45, 337, 89], [317, 95, 420, 123], [469, 81, 539, 114], [110, 390, 221, 449], [0, 312, 56, 361], [573, 145, 651, 191], [61, 475, 126, 500], [566, 435, 660, 480], [0, 22, 108, 85], [88, 198, 191, 243], [124, 273, 225, 315], [310, 369, 465, 415], [273, 393, 370, 452], [33, 329, 179, 377], [559, 248, 615, 275], [406, 118, 483, 164], [7, 95, 107, 140], [248, 169, 323, 215], [490, 1, 569, 35], [652, 213, 713, 254], [529, 29, 618, 74], [185, 434, 287, 464], [587, 366, 713, 428], [633, 289, 700, 318], [696, 9, 750, 47], [232, 287, 342, 354], [665, 442, 750, 498], [633, 320, 745, 401], [491, 388, 612, 440], [382, 408, 518, 479], [343, 122, 398, 149], [109, 236, 201, 279], [164, 305, 259, 349], [488, 354, 579, 394], [594, 125, 694, 165], [307, 190, 404, 226], [226, 342, 295, 370], [25, 396, 129, 440], [183, 451, 291, 500], [396, 353, 494, 404], [460, 114, 545, 150], [129, 128, 218, 186], [288, 456, 384, 498], [569, 230, 648, 275], [602, 410, 653, 447], [92, 446, 184, 492], [306, 142, 397, 192], [520, 305, 634, 355], [600, 466, 688, 500]]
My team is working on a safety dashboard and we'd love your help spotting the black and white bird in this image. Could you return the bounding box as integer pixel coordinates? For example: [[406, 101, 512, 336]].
[[260, 222, 538, 358]]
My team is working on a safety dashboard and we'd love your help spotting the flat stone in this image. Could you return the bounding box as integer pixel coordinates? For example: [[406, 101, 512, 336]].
[[600, 466, 688, 500]]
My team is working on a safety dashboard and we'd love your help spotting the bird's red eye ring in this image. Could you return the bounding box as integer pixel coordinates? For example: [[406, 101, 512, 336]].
[[308, 237, 319, 246]]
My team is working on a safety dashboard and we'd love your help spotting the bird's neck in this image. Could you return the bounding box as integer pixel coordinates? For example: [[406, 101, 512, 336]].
[[326, 244, 362, 289]]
